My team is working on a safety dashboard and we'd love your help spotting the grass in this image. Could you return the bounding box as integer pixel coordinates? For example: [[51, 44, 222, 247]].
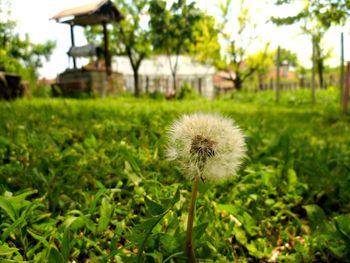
[[0, 88, 349, 262]]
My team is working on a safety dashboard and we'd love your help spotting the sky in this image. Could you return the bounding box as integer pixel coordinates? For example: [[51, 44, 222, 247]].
[[8, 0, 350, 79]]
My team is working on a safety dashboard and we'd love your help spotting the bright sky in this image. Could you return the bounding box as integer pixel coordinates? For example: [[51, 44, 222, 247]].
[[9, 0, 349, 79]]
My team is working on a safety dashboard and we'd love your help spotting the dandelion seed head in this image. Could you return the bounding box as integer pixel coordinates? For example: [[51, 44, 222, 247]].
[[167, 112, 246, 181]]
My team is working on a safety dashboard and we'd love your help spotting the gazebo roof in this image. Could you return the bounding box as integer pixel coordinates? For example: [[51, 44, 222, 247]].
[[52, 0, 123, 26]]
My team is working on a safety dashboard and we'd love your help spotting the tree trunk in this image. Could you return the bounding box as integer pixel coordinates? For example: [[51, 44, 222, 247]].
[[314, 42, 324, 89], [317, 58, 324, 89], [126, 47, 145, 97], [172, 71, 177, 93], [234, 76, 243, 90], [258, 75, 264, 91], [133, 69, 140, 97], [168, 54, 179, 94], [340, 32, 345, 105]]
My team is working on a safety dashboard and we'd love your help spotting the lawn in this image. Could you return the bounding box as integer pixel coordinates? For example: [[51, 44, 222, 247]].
[[0, 89, 349, 262]]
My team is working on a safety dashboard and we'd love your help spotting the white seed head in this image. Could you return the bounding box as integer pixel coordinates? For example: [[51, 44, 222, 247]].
[[166, 112, 246, 181]]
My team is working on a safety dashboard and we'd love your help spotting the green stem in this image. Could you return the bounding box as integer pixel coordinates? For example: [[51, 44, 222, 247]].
[[186, 176, 199, 263]]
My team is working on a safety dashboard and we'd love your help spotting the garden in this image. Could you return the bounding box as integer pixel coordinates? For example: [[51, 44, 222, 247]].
[[1, 0, 350, 262], [1, 89, 350, 262]]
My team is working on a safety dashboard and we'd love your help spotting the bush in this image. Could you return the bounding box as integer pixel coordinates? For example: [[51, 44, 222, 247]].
[[176, 81, 199, 100]]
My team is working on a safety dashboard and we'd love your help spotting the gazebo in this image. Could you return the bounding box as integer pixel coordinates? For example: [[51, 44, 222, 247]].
[[52, 0, 124, 97]]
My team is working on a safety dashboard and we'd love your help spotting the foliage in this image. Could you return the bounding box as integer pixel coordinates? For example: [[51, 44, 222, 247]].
[[113, 0, 152, 97], [274, 0, 350, 28], [0, 0, 55, 82], [188, 15, 221, 67], [217, 0, 270, 90], [176, 81, 199, 100], [275, 48, 299, 68], [149, 0, 205, 92], [0, 89, 350, 262], [271, 0, 346, 89], [247, 47, 300, 87], [86, 0, 152, 97]]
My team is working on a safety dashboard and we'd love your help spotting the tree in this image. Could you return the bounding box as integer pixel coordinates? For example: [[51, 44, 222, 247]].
[[114, 0, 151, 97], [149, 0, 204, 92], [271, 0, 349, 89], [0, 0, 55, 81], [86, 0, 151, 97], [276, 48, 299, 67], [189, 15, 221, 68], [248, 48, 300, 90], [246, 49, 273, 89], [218, 0, 270, 90]]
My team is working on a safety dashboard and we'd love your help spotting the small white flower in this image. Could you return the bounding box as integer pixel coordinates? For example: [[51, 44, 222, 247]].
[[167, 112, 246, 181]]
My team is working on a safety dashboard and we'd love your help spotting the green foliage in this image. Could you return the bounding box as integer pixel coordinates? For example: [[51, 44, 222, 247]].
[[149, 0, 206, 91], [147, 90, 166, 100], [149, 0, 203, 56], [271, 0, 346, 89], [217, 0, 270, 90], [189, 15, 221, 67], [273, 0, 350, 28], [176, 82, 199, 100], [86, 0, 152, 96], [0, 1, 55, 82], [113, 0, 152, 96], [0, 89, 350, 262]]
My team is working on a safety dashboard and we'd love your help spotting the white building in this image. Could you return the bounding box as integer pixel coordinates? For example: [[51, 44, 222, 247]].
[[112, 55, 215, 98]]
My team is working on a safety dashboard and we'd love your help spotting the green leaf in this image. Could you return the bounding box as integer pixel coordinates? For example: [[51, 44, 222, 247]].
[[163, 252, 185, 263], [1, 215, 25, 242], [144, 196, 164, 216], [88, 188, 108, 215], [84, 217, 97, 235], [121, 146, 142, 177], [234, 227, 247, 245], [0, 244, 18, 256], [83, 134, 98, 149], [8, 189, 37, 204], [303, 204, 328, 231], [334, 215, 350, 249], [135, 188, 180, 263], [216, 203, 240, 215], [48, 246, 65, 263], [62, 214, 96, 234], [97, 197, 114, 233], [193, 222, 208, 242], [27, 229, 50, 250], [0, 197, 17, 222], [242, 212, 258, 236], [95, 179, 107, 190], [60, 228, 71, 261], [287, 168, 298, 191]]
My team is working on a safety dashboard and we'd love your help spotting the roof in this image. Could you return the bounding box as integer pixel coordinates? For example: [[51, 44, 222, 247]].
[[213, 71, 235, 90], [213, 70, 236, 81], [112, 56, 216, 77], [52, 0, 123, 26]]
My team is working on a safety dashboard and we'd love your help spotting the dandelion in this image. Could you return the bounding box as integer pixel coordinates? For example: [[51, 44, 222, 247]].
[[166, 112, 246, 262], [167, 112, 246, 181]]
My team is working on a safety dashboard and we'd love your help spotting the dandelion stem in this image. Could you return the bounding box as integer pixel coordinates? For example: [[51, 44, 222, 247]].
[[186, 175, 199, 263]]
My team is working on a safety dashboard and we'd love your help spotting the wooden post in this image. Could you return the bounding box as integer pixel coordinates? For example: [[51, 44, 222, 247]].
[[311, 35, 316, 104], [340, 32, 345, 106], [344, 62, 350, 114], [70, 24, 77, 69], [102, 22, 111, 76], [276, 46, 281, 103], [145, 76, 149, 93], [198, 78, 202, 95]]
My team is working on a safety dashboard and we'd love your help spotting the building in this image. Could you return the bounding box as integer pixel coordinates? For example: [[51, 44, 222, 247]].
[[112, 55, 216, 99], [213, 70, 235, 95], [51, 0, 124, 97]]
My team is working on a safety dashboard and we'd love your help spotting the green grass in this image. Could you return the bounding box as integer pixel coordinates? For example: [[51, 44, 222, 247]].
[[0, 89, 349, 262]]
